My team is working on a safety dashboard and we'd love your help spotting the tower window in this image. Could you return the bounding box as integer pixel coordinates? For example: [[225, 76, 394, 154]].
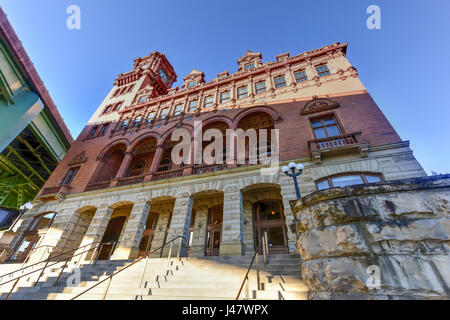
[[60, 167, 80, 186], [138, 95, 147, 104], [120, 119, 129, 130], [244, 63, 255, 71], [220, 91, 230, 103], [99, 124, 109, 136], [133, 116, 142, 127], [189, 100, 198, 112], [237, 86, 248, 99], [274, 76, 286, 88], [255, 81, 266, 94], [316, 64, 331, 77], [188, 81, 197, 88], [113, 102, 122, 111], [294, 70, 308, 83], [311, 116, 341, 139], [204, 96, 214, 108], [147, 112, 155, 122]]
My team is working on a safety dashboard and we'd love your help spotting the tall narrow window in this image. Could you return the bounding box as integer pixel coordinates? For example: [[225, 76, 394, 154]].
[[220, 91, 230, 103], [189, 100, 198, 112], [316, 64, 331, 77], [311, 116, 341, 139], [294, 70, 308, 83], [133, 116, 142, 127], [88, 126, 98, 138], [120, 119, 129, 130], [274, 76, 286, 88], [60, 167, 80, 186], [99, 124, 109, 136], [237, 86, 248, 99], [174, 105, 183, 116], [255, 81, 266, 94], [113, 102, 122, 111], [138, 95, 147, 104], [103, 105, 112, 114], [204, 96, 214, 108]]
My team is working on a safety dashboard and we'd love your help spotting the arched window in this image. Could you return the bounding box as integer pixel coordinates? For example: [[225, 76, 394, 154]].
[[316, 172, 383, 191]]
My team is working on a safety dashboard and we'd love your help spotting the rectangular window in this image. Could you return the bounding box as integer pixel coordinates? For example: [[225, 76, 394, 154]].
[[174, 104, 183, 115], [133, 116, 142, 127], [188, 81, 197, 88], [189, 100, 198, 112], [113, 102, 122, 111], [147, 112, 155, 122], [311, 117, 341, 139], [60, 167, 80, 186], [237, 86, 248, 99], [160, 108, 169, 119], [204, 96, 214, 108], [88, 126, 98, 138], [103, 105, 112, 114], [138, 95, 147, 104], [244, 63, 255, 71], [294, 70, 308, 83], [220, 91, 230, 103], [255, 81, 266, 94], [316, 65, 331, 77], [274, 76, 286, 88], [99, 124, 109, 136], [120, 119, 129, 130]]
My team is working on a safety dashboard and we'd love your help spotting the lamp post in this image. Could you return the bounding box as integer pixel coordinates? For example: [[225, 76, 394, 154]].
[[282, 162, 304, 200], [9, 202, 33, 231]]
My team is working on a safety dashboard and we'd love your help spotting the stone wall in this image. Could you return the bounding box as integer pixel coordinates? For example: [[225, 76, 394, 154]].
[[290, 175, 450, 300]]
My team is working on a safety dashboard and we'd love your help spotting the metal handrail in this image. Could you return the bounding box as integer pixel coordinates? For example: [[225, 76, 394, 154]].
[[236, 233, 269, 300], [0, 241, 105, 285], [23, 245, 56, 264], [236, 250, 259, 300], [2, 241, 114, 300], [71, 235, 187, 300]]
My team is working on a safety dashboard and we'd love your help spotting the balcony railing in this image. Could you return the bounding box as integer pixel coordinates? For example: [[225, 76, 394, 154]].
[[193, 163, 228, 174], [308, 132, 361, 151], [42, 186, 63, 195], [85, 181, 111, 192], [117, 176, 145, 186], [151, 169, 184, 181]]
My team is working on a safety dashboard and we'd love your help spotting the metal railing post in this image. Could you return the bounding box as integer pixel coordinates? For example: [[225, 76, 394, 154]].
[[264, 231, 269, 264], [103, 277, 112, 300], [33, 258, 50, 287], [262, 235, 267, 264], [167, 241, 173, 266], [93, 243, 104, 266], [245, 276, 249, 300], [107, 242, 117, 260], [54, 258, 70, 287], [177, 237, 182, 260], [256, 252, 260, 291], [5, 277, 20, 300]]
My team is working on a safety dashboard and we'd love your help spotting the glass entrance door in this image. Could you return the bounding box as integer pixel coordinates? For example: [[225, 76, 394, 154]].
[[205, 205, 222, 256], [138, 213, 159, 258], [253, 200, 289, 254]]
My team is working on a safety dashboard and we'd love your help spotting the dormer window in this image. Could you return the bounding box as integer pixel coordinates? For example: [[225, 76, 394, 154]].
[[189, 100, 198, 112], [174, 104, 183, 116], [188, 81, 197, 88], [138, 95, 147, 104], [244, 63, 255, 71]]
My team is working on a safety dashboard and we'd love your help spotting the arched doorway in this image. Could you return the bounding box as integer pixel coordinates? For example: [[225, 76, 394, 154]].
[[92, 144, 127, 183], [138, 212, 159, 258], [205, 205, 223, 256], [253, 200, 288, 254]]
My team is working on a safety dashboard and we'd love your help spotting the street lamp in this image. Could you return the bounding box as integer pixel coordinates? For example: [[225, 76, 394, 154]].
[[10, 202, 33, 231], [282, 162, 304, 199]]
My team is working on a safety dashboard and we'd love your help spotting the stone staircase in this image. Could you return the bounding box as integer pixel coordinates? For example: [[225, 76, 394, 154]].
[[0, 254, 308, 300]]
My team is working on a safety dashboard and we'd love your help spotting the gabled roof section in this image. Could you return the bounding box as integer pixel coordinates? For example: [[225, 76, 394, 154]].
[[182, 68, 205, 89]]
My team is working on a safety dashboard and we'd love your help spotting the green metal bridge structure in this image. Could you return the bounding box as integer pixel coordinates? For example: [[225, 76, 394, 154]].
[[0, 7, 73, 210]]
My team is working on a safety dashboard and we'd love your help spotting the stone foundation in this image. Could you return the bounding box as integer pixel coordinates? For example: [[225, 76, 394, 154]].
[[290, 174, 450, 300]]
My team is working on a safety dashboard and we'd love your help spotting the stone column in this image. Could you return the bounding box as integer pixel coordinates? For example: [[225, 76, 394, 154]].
[[190, 206, 208, 257], [111, 200, 150, 260], [149, 144, 164, 173], [285, 64, 295, 87], [115, 151, 134, 178], [161, 191, 192, 257], [77, 204, 113, 261], [242, 200, 255, 256], [220, 185, 244, 256]]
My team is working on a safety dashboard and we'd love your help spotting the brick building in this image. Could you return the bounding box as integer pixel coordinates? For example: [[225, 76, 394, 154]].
[[4, 42, 426, 263]]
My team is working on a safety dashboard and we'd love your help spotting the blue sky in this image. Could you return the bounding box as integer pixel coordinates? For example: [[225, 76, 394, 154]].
[[1, 0, 449, 174]]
